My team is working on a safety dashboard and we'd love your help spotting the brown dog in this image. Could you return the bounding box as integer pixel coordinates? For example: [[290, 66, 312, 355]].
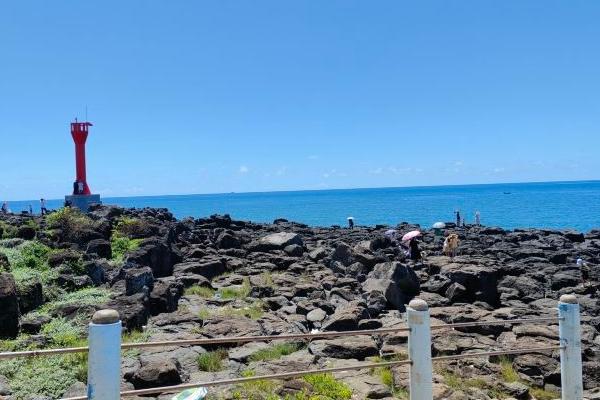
[[443, 233, 460, 258]]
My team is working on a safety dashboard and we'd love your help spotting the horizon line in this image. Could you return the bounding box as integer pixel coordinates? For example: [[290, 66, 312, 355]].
[[5, 178, 600, 203]]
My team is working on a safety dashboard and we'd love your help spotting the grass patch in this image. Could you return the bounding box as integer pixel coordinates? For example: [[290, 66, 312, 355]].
[[248, 342, 301, 362], [41, 287, 112, 314], [304, 373, 353, 399], [0, 240, 58, 290], [197, 349, 228, 372], [499, 357, 520, 383], [219, 277, 251, 299], [114, 216, 155, 239], [200, 301, 265, 320], [530, 387, 560, 400], [185, 285, 216, 298], [0, 317, 88, 398]]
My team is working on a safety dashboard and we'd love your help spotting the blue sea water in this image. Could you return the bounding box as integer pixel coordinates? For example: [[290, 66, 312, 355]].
[[5, 181, 600, 232]]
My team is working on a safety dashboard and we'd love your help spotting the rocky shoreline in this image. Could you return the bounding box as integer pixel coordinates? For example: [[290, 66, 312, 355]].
[[0, 205, 599, 400]]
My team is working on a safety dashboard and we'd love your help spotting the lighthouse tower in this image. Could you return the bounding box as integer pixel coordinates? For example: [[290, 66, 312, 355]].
[[65, 120, 101, 211]]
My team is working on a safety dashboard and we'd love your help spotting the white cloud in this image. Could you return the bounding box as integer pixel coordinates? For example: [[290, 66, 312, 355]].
[[239, 165, 249, 174], [454, 160, 464, 166], [308, 155, 319, 160], [369, 167, 383, 175], [493, 167, 506, 173]]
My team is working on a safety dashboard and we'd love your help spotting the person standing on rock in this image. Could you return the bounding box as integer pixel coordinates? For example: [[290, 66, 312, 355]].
[[475, 211, 481, 226], [455, 210, 461, 226], [347, 217, 354, 230], [408, 238, 422, 261], [1, 202, 8, 214], [40, 198, 47, 215]]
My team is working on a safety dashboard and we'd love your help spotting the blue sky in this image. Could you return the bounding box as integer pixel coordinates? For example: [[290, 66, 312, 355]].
[[1, 1, 599, 200]]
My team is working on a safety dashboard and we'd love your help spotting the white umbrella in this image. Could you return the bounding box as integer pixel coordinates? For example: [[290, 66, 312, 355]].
[[347, 217, 354, 220], [432, 222, 446, 229], [402, 230, 421, 242]]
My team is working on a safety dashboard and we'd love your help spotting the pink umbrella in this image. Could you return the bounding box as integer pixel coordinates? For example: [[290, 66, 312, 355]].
[[402, 230, 421, 242]]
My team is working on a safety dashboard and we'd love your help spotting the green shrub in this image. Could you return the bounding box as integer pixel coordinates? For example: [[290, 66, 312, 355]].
[[46, 207, 96, 240], [0, 221, 18, 239], [499, 357, 519, 383], [303, 373, 353, 399], [111, 234, 142, 261], [249, 342, 301, 362], [530, 387, 560, 400], [114, 217, 156, 239], [197, 349, 228, 372], [0, 240, 57, 290], [41, 317, 85, 347]]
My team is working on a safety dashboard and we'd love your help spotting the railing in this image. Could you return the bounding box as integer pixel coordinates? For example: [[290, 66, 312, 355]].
[[0, 294, 583, 400]]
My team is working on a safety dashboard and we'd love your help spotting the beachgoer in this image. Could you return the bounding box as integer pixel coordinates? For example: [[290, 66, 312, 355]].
[[475, 211, 481, 226], [348, 217, 354, 230], [28, 204, 33, 215], [77, 181, 84, 194], [455, 210, 461, 226], [443, 233, 460, 258], [408, 238, 422, 261], [40, 198, 47, 215], [577, 258, 589, 286], [1, 202, 8, 214]]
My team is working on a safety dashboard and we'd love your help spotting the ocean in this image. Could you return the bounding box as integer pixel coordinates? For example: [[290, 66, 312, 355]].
[[5, 181, 600, 232]]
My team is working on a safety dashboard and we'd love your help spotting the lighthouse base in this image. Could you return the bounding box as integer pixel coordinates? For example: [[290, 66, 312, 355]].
[[65, 194, 101, 212]]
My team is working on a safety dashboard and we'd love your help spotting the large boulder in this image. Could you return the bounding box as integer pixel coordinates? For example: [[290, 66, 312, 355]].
[[126, 238, 181, 278], [0, 273, 19, 339], [309, 336, 378, 360], [129, 359, 182, 389], [362, 262, 420, 311], [149, 278, 183, 315], [251, 232, 303, 251], [173, 258, 226, 280], [322, 301, 369, 331], [215, 231, 241, 249], [86, 239, 112, 259], [125, 267, 154, 295], [107, 293, 149, 331], [17, 278, 44, 313]]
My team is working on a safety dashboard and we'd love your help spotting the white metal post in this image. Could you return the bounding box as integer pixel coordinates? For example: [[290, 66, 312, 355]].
[[407, 298, 433, 400], [87, 309, 122, 400], [558, 294, 583, 400]]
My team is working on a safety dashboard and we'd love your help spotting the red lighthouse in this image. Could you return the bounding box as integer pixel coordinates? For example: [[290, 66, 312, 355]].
[[71, 121, 92, 195], [65, 119, 101, 211]]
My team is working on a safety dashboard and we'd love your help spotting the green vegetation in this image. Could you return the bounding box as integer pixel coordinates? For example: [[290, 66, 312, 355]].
[[0, 221, 18, 239], [200, 301, 266, 320], [114, 216, 154, 239], [46, 207, 96, 242], [230, 371, 353, 400], [111, 234, 142, 261], [530, 387, 560, 400], [41, 287, 112, 314], [304, 373, 353, 399], [185, 277, 252, 300], [0, 318, 88, 398], [0, 240, 58, 290], [184, 285, 216, 297], [499, 357, 520, 383], [219, 277, 252, 299], [197, 349, 229, 372], [248, 342, 301, 362], [370, 354, 409, 398]]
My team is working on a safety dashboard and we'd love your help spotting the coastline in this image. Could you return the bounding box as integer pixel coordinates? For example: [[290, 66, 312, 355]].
[[0, 204, 598, 398]]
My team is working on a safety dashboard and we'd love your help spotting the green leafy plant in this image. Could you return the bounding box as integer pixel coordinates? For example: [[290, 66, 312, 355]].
[[184, 285, 216, 298], [41, 287, 112, 314], [110, 235, 142, 261], [249, 342, 301, 362], [303, 373, 353, 399], [197, 349, 228, 372]]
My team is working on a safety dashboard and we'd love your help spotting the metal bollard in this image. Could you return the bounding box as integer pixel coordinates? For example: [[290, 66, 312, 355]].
[[407, 298, 433, 400], [558, 294, 583, 400], [87, 309, 122, 400]]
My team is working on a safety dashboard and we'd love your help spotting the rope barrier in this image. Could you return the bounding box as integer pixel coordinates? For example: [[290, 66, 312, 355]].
[[60, 358, 413, 399], [430, 316, 560, 331], [432, 346, 563, 362], [60, 345, 565, 399], [0, 316, 560, 360]]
